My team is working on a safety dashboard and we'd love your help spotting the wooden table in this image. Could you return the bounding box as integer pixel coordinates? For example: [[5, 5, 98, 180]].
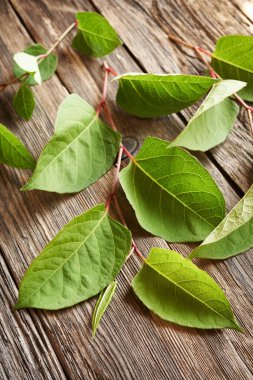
[[1, 1, 252, 379]]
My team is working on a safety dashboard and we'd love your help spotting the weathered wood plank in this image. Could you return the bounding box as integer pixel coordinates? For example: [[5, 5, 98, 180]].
[[0, 254, 67, 380], [0, 0, 252, 379]]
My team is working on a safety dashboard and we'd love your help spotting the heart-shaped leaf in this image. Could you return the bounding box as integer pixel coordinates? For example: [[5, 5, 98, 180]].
[[13, 44, 57, 86], [190, 185, 253, 259], [211, 36, 253, 100], [120, 137, 225, 242], [0, 123, 35, 169], [13, 84, 35, 120], [72, 12, 122, 57], [115, 73, 218, 118], [22, 95, 121, 193], [132, 248, 241, 330], [16, 204, 131, 310], [92, 280, 117, 337], [172, 80, 246, 151]]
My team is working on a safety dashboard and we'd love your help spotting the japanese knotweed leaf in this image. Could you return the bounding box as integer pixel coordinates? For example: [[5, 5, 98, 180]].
[[120, 137, 225, 242], [132, 248, 241, 330], [92, 280, 117, 337], [172, 80, 246, 151], [16, 204, 131, 310], [115, 73, 218, 118], [190, 185, 253, 259], [72, 12, 122, 57], [13, 84, 35, 120], [13, 44, 57, 86], [211, 36, 253, 100], [22, 94, 121, 193], [0, 123, 35, 169]]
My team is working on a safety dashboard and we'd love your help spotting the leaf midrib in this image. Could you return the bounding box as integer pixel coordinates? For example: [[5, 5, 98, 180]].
[[17, 209, 108, 308], [0, 129, 32, 165], [212, 54, 253, 74], [145, 258, 236, 327], [132, 159, 217, 229], [26, 113, 99, 187], [78, 26, 118, 43]]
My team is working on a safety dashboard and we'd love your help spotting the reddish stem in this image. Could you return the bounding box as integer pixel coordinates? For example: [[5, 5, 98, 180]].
[[112, 194, 145, 260]]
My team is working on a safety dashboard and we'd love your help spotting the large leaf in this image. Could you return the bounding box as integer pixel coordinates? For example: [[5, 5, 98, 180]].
[[172, 80, 245, 151], [190, 185, 253, 259], [16, 204, 131, 310], [13, 44, 57, 86], [72, 12, 122, 57], [120, 137, 225, 242], [13, 84, 35, 120], [92, 280, 117, 337], [0, 123, 35, 169], [22, 94, 121, 193], [115, 73, 218, 118], [132, 248, 241, 330], [211, 36, 253, 100]]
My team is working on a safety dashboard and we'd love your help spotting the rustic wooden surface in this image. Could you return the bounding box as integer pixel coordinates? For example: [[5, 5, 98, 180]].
[[0, 0, 253, 379]]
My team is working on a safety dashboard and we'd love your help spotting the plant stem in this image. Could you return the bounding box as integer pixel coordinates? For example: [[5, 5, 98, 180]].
[[96, 62, 144, 260], [112, 194, 145, 260], [0, 22, 76, 92], [37, 22, 76, 62]]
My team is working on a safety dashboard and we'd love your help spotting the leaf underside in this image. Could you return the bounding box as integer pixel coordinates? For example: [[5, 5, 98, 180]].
[[16, 204, 131, 310], [190, 185, 253, 259], [172, 80, 245, 151], [116, 73, 218, 117], [13, 44, 57, 86], [120, 137, 225, 242], [0, 123, 35, 169], [211, 35, 253, 101], [92, 280, 117, 337], [22, 94, 121, 193], [132, 248, 241, 330], [72, 12, 122, 57]]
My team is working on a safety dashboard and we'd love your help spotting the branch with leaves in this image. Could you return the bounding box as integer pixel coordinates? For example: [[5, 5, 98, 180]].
[[1, 11, 253, 336]]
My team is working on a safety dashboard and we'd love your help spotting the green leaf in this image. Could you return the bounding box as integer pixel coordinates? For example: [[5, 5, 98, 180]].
[[190, 185, 253, 260], [172, 80, 245, 151], [120, 137, 225, 242], [22, 94, 121, 193], [211, 36, 253, 101], [16, 204, 131, 310], [13, 84, 35, 120], [115, 73, 218, 118], [92, 280, 117, 337], [132, 248, 241, 330], [13, 44, 57, 86], [0, 123, 35, 169], [72, 12, 122, 58]]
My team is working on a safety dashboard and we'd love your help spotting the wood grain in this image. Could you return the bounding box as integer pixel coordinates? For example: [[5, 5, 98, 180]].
[[0, 0, 252, 379]]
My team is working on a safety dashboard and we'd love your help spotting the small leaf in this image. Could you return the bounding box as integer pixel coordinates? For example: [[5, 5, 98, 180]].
[[13, 44, 57, 86], [172, 80, 246, 151], [115, 73, 218, 118], [92, 280, 117, 337], [0, 123, 35, 169], [211, 35, 253, 100], [13, 84, 35, 120], [120, 137, 225, 242], [72, 12, 122, 57], [16, 204, 131, 310], [22, 94, 121, 193], [132, 248, 241, 330], [190, 185, 253, 259], [13, 52, 41, 85]]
